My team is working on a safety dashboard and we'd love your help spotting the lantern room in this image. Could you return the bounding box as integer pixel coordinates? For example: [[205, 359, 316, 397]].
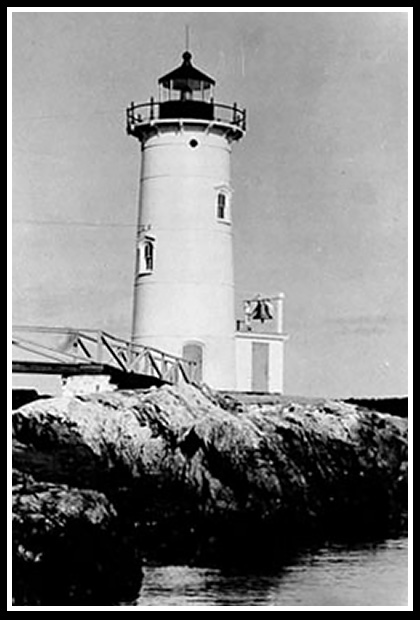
[[158, 51, 215, 121], [126, 51, 246, 138]]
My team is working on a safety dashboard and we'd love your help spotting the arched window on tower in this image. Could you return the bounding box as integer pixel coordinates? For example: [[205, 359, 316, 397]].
[[217, 192, 227, 220], [137, 235, 155, 276], [144, 240, 154, 271]]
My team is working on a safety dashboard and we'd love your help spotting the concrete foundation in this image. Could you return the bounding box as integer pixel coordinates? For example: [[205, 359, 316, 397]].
[[62, 374, 116, 397]]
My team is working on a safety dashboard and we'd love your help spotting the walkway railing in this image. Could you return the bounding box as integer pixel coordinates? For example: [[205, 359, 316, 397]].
[[126, 98, 246, 133], [12, 326, 197, 385]]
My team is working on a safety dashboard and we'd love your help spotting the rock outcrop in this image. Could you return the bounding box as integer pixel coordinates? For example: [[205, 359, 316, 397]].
[[13, 386, 407, 560], [12, 384, 408, 576], [12, 470, 142, 606]]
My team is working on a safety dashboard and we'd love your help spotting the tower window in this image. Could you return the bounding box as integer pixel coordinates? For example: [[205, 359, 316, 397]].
[[217, 192, 226, 219], [144, 241, 154, 271], [137, 236, 155, 276]]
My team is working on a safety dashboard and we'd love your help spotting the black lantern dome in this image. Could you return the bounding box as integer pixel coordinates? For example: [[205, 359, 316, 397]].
[[158, 51, 215, 92]]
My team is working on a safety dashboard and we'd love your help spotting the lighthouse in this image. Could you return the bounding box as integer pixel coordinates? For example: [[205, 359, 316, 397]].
[[126, 50, 246, 390]]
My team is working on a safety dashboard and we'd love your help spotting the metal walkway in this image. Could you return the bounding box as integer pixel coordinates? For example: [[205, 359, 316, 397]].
[[12, 326, 197, 386]]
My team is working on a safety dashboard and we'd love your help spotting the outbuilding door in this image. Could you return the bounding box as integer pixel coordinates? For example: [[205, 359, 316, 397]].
[[251, 342, 269, 392]]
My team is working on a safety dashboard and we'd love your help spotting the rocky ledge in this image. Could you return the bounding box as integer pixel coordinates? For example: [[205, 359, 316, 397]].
[[12, 383, 408, 604], [12, 470, 142, 606]]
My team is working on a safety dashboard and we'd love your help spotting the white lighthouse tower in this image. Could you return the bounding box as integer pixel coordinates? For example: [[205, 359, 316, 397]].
[[126, 50, 246, 390]]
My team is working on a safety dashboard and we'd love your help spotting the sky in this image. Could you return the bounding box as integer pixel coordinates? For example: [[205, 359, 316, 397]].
[[11, 10, 410, 397]]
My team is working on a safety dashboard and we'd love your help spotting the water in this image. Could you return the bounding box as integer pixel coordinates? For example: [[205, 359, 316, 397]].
[[134, 537, 408, 607]]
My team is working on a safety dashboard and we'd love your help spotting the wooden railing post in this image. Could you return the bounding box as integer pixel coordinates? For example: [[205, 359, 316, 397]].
[[96, 331, 103, 364]]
